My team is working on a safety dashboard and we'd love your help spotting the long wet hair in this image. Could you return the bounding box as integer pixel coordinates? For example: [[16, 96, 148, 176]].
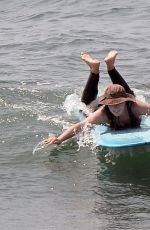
[[104, 101, 141, 130]]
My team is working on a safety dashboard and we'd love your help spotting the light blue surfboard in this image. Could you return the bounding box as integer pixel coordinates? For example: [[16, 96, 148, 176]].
[[74, 110, 150, 148]]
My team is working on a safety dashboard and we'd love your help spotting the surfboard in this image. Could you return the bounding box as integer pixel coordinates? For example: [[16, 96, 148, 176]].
[[74, 110, 150, 148]]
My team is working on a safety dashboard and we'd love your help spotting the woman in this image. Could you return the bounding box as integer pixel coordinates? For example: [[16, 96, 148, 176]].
[[44, 50, 150, 145]]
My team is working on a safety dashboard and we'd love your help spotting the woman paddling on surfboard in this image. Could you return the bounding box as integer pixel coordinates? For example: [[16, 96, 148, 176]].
[[44, 50, 150, 145]]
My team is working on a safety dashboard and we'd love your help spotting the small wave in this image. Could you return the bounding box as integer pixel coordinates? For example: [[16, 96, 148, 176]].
[[36, 82, 51, 86], [37, 114, 71, 126], [37, 115, 52, 121]]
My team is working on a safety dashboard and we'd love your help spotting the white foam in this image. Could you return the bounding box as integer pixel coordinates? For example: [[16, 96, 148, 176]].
[[37, 115, 52, 121], [63, 93, 90, 116]]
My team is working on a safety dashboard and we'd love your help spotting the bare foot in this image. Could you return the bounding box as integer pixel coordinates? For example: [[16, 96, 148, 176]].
[[104, 50, 118, 71], [81, 52, 100, 74]]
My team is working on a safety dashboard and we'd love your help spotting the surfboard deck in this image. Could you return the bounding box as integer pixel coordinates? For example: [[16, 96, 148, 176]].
[[74, 110, 150, 148]]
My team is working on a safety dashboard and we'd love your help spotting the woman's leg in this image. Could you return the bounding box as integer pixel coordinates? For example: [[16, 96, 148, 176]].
[[81, 72, 99, 105], [105, 50, 134, 95], [80, 53, 100, 105]]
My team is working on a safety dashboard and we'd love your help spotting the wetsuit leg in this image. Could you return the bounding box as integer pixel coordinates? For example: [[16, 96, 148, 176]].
[[81, 72, 99, 105], [108, 68, 134, 95]]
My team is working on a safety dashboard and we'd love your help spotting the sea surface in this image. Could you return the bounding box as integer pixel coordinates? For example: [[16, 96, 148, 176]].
[[1, 0, 150, 229]]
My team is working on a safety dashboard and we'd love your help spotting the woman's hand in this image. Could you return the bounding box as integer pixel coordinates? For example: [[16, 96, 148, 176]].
[[43, 136, 61, 145]]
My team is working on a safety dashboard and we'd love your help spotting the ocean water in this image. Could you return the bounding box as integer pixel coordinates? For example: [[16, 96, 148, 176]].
[[1, 0, 150, 229]]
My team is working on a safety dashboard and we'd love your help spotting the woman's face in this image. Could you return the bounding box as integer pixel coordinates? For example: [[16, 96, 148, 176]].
[[108, 102, 126, 117]]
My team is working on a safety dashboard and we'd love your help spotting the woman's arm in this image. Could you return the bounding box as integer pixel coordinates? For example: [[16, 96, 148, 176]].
[[134, 100, 150, 116], [44, 106, 108, 145], [44, 121, 85, 145]]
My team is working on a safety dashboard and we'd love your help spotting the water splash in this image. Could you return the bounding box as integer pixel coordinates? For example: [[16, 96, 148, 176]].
[[32, 141, 45, 155], [63, 93, 98, 151], [63, 93, 90, 116]]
